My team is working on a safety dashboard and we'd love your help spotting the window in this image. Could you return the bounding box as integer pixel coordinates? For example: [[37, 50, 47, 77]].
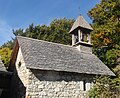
[[18, 61, 21, 68], [85, 82, 91, 91], [82, 80, 91, 91]]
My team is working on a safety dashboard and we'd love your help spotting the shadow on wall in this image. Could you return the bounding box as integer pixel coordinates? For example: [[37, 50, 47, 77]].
[[10, 67, 26, 98], [31, 69, 94, 82]]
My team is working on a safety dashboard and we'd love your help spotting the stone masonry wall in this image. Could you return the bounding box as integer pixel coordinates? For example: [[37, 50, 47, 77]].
[[26, 70, 93, 98], [76, 45, 92, 53], [15, 48, 29, 87]]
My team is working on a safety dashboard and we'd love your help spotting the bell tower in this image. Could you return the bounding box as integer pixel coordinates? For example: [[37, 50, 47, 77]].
[[70, 15, 93, 53]]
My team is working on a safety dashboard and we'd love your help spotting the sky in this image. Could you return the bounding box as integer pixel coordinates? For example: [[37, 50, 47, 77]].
[[0, 0, 100, 46]]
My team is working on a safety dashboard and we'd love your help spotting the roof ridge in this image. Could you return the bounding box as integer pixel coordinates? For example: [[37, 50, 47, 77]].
[[17, 36, 74, 48]]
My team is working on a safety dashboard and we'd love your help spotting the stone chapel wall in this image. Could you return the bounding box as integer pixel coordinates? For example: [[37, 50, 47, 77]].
[[26, 69, 93, 98]]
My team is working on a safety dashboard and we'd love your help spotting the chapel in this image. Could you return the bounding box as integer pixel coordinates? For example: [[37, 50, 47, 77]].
[[9, 15, 115, 98]]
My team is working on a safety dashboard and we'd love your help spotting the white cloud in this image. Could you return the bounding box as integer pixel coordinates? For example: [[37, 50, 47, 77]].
[[0, 20, 14, 46]]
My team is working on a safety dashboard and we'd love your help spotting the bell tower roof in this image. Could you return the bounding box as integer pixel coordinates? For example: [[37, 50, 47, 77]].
[[70, 15, 93, 33]]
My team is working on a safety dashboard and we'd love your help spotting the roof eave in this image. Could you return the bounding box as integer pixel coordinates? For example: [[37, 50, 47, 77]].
[[69, 26, 93, 34], [26, 66, 115, 76]]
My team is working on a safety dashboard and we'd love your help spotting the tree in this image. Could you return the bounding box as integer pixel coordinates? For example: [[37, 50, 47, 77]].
[[88, 0, 120, 97], [1, 40, 14, 50], [88, 0, 120, 68], [13, 28, 24, 36], [0, 39, 14, 69], [0, 47, 12, 68], [13, 18, 74, 45]]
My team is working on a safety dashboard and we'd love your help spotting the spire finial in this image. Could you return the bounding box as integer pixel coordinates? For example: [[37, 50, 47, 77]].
[[78, 6, 81, 16]]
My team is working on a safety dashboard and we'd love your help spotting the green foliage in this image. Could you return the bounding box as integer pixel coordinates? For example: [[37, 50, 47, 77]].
[[0, 47, 12, 68], [13, 28, 24, 36], [0, 39, 14, 68], [1, 40, 14, 49], [88, 0, 120, 44], [88, 0, 120, 68], [88, 0, 120, 97], [13, 18, 74, 45], [88, 0, 120, 67], [89, 76, 120, 98], [105, 49, 118, 66]]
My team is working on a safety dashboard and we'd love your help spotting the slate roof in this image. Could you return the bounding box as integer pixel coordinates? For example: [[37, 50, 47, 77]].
[[16, 36, 115, 76], [70, 15, 93, 33], [0, 57, 7, 72]]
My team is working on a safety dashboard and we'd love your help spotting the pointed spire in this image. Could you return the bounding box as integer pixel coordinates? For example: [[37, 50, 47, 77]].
[[70, 15, 93, 33]]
